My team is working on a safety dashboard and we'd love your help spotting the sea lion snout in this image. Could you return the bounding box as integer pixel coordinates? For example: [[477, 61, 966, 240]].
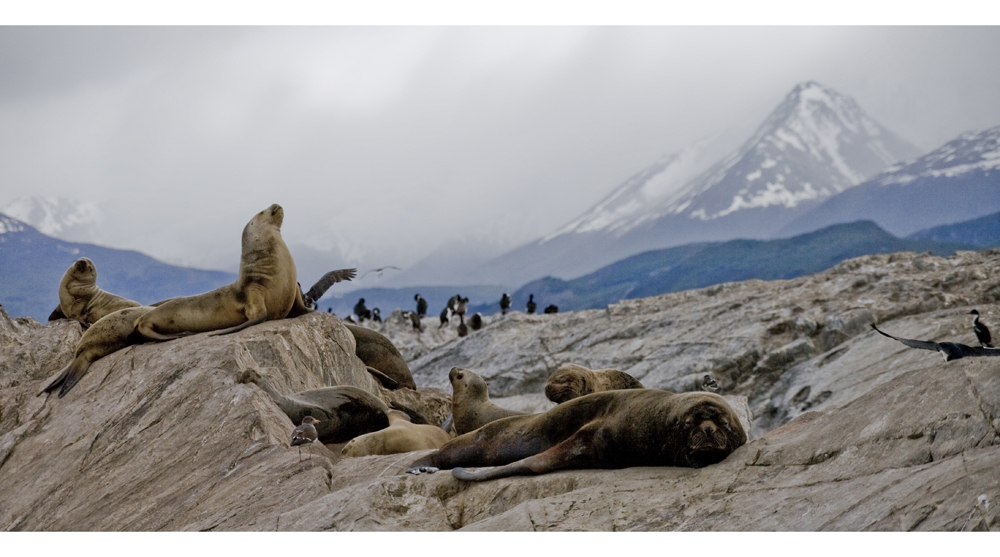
[[449, 367, 465, 383]]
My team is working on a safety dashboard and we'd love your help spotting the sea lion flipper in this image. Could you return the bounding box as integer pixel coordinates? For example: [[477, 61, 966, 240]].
[[209, 315, 267, 336], [48, 305, 66, 322], [452, 429, 595, 482], [366, 366, 399, 389], [38, 357, 90, 398]]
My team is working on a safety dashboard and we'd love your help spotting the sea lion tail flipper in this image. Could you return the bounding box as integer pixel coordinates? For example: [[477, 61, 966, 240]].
[[38, 357, 91, 398], [209, 315, 267, 337], [48, 306, 66, 322], [365, 366, 400, 389]]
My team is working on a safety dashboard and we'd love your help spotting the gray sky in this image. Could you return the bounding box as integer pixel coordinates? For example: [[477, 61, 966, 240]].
[[2, 24, 1000, 286]]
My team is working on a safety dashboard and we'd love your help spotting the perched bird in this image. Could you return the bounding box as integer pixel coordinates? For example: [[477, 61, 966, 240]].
[[291, 416, 321, 461], [302, 268, 357, 310], [354, 298, 372, 321], [526, 294, 537, 314], [456, 297, 469, 318], [458, 315, 468, 337], [970, 310, 994, 348], [372, 307, 382, 323], [870, 323, 1000, 362], [544, 304, 558, 314], [414, 294, 428, 317], [360, 266, 401, 279], [500, 293, 511, 315], [403, 310, 423, 331], [470, 312, 483, 331], [439, 306, 452, 328], [702, 374, 719, 392], [447, 295, 460, 313]]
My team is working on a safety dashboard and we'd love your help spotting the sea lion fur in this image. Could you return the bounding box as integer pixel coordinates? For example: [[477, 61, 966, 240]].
[[407, 389, 747, 481], [544, 363, 644, 404], [344, 324, 416, 389], [340, 410, 452, 457], [49, 257, 141, 325], [449, 367, 527, 435]]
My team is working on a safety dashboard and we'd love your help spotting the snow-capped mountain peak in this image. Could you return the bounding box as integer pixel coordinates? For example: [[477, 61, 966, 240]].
[[1, 196, 104, 244], [875, 125, 1000, 186]]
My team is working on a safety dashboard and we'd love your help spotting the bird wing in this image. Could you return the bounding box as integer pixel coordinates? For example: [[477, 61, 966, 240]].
[[305, 268, 357, 303], [870, 324, 942, 352], [963, 345, 1000, 358]]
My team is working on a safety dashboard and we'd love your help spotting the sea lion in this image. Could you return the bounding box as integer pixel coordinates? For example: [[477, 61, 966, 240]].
[[135, 204, 309, 340], [407, 389, 747, 481], [544, 363, 644, 404], [238, 369, 391, 444], [340, 409, 452, 458], [49, 257, 141, 325], [344, 323, 417, 389], [449, 367, 527, 435], [39, 305, 154, 398]]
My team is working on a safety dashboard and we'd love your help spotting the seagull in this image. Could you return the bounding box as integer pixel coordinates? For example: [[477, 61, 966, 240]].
[[291, 416, 320, 461], [360, 266, 402, 279], [970, 310, 994, 348], [301, 268, 356, 310], [870, 323, 1000, 362], [702, 374, 719, 392]]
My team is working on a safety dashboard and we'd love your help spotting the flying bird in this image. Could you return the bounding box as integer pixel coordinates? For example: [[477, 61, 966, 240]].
[[361, 266, 402, 279], [970, 310, 994, 348], [870, 323, 1000, 362], [291, 416, 320, 461], [302, 268, 357, 310]]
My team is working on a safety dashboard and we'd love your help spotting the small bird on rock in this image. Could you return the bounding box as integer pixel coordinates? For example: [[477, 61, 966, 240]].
[[970, 310, 994, 348], [292, 416, 320, 461]]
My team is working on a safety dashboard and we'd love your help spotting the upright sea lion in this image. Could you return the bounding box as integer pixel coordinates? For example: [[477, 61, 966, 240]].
[[134, 204, 308, 340], [344, 324, 417, 389], [340, 410, 452, 458], [544, 363, 644, 404], [407, 389, 747, 481], [39, 305, 154, 398], [48, 257, 141, 325], [449, 367, 527, 435], [238, 369, 391, 444]]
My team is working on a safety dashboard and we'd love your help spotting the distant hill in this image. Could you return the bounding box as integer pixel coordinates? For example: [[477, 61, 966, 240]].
[[481, 220, 978, 314], [906, 210, 1000, 247], [0, 214, 236, 322]]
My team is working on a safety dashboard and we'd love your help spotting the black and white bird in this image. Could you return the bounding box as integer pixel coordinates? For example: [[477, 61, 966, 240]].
[[301, 268, 357, 311], [970, 310, 994, 348], [291, 416, 320, 461], [500, 293, 511, 315], [439, 306, 452, 328], [372, 307, 382, 323], [354, 298, 371, 321], [403, 310, 423, 331], [526, 294, 536, 314], [702, 374, 719, 392], [871, 323, 1000, 362], [414, 294, 428, 317]]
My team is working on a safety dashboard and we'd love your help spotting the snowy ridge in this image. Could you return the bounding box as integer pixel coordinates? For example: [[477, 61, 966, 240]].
[[0, 214, 26, 235], [1, 197, 103, 243], [875, 126, 1000, 186]]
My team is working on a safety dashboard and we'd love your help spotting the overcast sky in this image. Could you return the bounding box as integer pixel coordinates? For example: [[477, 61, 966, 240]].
[[2, 23, 999, 285]]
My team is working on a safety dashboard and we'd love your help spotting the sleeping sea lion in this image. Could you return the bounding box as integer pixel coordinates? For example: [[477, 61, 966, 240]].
[[344, 324, 416, 389], [407, 389, 747, 481], [449, 367, 527, 435], [48, 257, 141, 325], [544, 363, 644, 404], [135, 204, 308, 340], [39, 305, 154, 398], [340, 409, 452, 457]]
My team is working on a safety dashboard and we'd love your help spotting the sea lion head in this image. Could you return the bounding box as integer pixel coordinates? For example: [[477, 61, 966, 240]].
[[449, 367, 489, 402], [544, 364, 594, 404], [670, 392, 747, 468], [69, 257, 97, 282]]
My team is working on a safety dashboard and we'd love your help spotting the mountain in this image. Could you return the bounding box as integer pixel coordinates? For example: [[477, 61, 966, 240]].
[[1, 196, 105, 245], [473, 82, 922, 286], [906, 210, 1000, 246], [0, 213, 236, 322], [780, 126, 1000, 238], [475, 220, 976, 315]]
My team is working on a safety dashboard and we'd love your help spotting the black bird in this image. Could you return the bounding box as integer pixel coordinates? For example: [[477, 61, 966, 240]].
[[500, 293, 511, 315], [470, 312, 483, 331], [353, 298, 371, 321], [447, 295, 460, 313], [870, 323, 1000, 362], [702, 374, 719, 392], [415, 294, 428, 317], [458, 315, 468, 337], [302, 268, 357, 310], [403, 310, 423, 331], [360, 266, 401, 279], [970, 310, 994, 348], [543, 304, 558, 314], [439, 306, 452, 328], [526, 294, 536, 314], [291, 416, 320, 461], [372, 308, 382, 323]]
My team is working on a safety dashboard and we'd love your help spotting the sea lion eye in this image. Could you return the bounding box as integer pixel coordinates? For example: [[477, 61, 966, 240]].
[[683, 420, 694, 430]]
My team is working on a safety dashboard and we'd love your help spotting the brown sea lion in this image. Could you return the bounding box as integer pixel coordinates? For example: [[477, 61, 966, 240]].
[[340, 410, 452, 458], [48, 257, 141, 325], [449, 367, 527, 435], [39, 305, 154, 398], [544, 363, 644, 404], [238, 369, 391, 444], [344, 324, 416, 389], [135, 204, 309, 341], [407, 389, 747, 481]]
